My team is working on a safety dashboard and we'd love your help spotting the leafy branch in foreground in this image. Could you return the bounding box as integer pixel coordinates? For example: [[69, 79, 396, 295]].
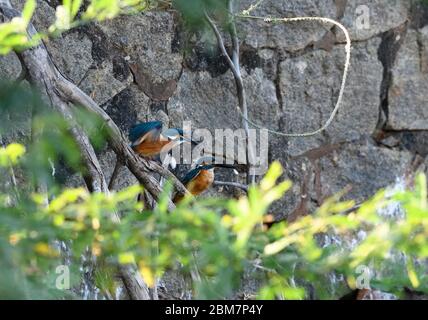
[[0, 0, 157, 54], [1, 142, 427, 299]]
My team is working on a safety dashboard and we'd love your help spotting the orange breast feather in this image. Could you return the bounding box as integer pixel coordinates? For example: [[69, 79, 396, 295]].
[[173, 169, 214, 204], [187, 169, 214, 196], [135, 139, 171, 157]]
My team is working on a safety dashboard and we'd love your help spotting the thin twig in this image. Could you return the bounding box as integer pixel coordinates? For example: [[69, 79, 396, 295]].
[[213, 180, 248, 192], [0, 3, 151, 300], [108, 157, 122, 190], [205, 1, 256, 185], [150, 154, 174, 300]]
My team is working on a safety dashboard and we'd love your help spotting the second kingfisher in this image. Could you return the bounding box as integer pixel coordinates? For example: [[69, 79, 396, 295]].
[[173, 156, 237, 203], [129, 120, 195, 158]]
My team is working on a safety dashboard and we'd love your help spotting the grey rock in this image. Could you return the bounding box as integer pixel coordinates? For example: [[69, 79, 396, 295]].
[[102, 84, 151, 134], [79, 59, 133, 106], [168, 68, 280, 131], [268, 139, 413, 220], [337, 0, 409, 42], [318, 141, 413, 203], [47, 31, 93, 84], [99, 150, 138, 191], [99, 12, 183, 83], [2, 0, 427, 301], [237, 0, 337, 52], [0, 52, 22, 81], [388, 27, 428, 130], [279, 37, 383, 156], [31, 0, 56, 32]]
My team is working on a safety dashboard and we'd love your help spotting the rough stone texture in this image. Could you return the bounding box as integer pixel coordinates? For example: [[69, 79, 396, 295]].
[[79, 59, 133, 105], [279, 37, 383, 156], [101, 84, 151, 133], [388, 27, 428, 130], [12, 0, 57, 32], [318, 141, 413, 202], [168, 68, 280, 130], [237, 0, 337, 52], [3, 0, 425, 234], [0, 52, 22, 81], [2, 0, 428, 300], [99, 12, 183, 83], [47, 31, 94, 84], [337, 0, 409, 42]]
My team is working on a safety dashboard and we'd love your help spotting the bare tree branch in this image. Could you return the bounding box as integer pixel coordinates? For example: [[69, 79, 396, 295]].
[[55, 72, 190, 206], [119, 264, 151, 300], [0, 3, 152, 300], [213, 180, 248, 192], [205, 1, 256, 185], [108, 157, 122, 190]]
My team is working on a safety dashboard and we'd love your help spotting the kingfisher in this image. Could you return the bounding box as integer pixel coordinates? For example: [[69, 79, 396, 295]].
[[128, 121, 195, 158], [173, 156, 238, 204]]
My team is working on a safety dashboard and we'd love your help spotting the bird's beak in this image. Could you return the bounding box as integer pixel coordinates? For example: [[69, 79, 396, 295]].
[[180, 136, 199, 146]]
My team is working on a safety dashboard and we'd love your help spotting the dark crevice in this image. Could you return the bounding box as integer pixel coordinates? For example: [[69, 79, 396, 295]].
[[274, 56, 284, 119], [183, 43, 230, 77], [374, 23, 408, 139], [44, 0, 61, 9], [77, 24, 111, 67], [150, 100, 168, 115], [241, 46, 262, 72], [377, 130, 428, 158], [112, 56, 131, 82], [101, 88, 138, 133], [171, 13, 185, 54], [285, 43, 319, 59], [416, 32, 427, 73]]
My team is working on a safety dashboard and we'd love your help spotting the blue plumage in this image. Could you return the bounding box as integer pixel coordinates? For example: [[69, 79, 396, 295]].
[[181, 165, 214, 185], [128, 121, 162, 144]]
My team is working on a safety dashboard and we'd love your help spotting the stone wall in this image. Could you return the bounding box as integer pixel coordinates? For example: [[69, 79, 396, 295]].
[[2, 0, 428, 219], [1, 0, 428, 298]]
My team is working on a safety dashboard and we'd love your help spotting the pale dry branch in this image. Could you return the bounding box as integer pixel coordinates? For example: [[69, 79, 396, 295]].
[[205, 0, 257, 184], [0, 2, 155, 300], [213, 180, 249, 192]]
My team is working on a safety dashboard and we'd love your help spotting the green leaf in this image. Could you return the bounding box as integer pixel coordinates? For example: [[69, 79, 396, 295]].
[[22, 0, 37, 24]]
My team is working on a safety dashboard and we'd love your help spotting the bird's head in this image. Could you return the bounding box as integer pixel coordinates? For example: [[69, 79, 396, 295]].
[[162, 128, 198, 145]]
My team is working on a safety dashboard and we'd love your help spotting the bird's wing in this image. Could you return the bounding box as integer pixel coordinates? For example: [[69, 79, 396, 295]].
[[129, 121, 162, 146], [181, 168, 202, 186], [181, 165, 214, 185]]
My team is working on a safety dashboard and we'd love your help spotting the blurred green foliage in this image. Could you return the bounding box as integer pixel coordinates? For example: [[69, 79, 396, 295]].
[[0, 0, 235, 55], [1, 0, 428, 300], [172, 0, 229, 30], [1, 123, 428, 299], [0, 0, 158, 54]]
